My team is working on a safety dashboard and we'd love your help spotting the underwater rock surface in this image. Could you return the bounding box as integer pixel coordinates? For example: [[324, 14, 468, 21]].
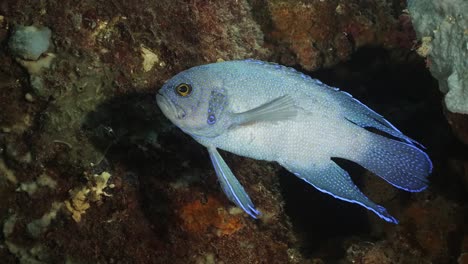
[[266, 0, 415, 70], [408, 0, 468, 114], [8, 25, 52, 61], [0, 0, 466, 263]]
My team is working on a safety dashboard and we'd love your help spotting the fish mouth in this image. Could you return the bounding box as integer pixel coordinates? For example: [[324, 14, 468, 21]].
[[156, 93, 185, 121]]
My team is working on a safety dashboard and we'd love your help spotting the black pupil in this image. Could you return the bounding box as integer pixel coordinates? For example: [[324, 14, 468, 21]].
[[179, 85, 188, 93]]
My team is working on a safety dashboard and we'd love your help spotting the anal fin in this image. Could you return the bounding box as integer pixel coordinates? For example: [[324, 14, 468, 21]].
[[208, 147, 260, 218], [286, 160, 398, 224]]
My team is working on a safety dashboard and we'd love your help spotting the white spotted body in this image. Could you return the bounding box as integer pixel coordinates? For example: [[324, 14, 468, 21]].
[[195, 99, 363, 169], [157, 59, 432, 224]]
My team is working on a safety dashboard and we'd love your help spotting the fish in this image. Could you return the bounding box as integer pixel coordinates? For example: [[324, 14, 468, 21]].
[[156, 59, 432, 224]]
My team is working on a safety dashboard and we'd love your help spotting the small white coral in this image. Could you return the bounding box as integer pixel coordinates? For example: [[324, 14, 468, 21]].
[[64, 187, 91, 222], [89, 171, 112, 201], [65, 171, 113, 222], [17, 173, 57, 196]]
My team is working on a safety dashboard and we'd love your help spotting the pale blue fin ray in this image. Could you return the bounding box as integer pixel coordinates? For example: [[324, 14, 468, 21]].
[[208, 147, 260, 218], [286, 161, 399, 224], [232, 95, 297, 126]]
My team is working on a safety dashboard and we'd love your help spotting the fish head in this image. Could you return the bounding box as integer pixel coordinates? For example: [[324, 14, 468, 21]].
[[156, 65, 231, 138]]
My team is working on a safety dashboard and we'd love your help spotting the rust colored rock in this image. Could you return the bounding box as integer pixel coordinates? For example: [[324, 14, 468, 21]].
[[189, 0, 268, 62], [268, 0, 414, 70], [151, 0, 268, 68], [180, 195, 244, 236], [403, 197, 463, 263]]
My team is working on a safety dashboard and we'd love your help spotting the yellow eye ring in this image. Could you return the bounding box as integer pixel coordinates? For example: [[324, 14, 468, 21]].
[[175, 83, 192, 97]]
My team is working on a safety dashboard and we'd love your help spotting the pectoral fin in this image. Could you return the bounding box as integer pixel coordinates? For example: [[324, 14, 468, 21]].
[[208, 147, 260, 218], [232, 95, 297, 126]]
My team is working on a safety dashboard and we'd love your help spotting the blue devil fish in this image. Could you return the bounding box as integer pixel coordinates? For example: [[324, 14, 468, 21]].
[[156, 59, 432, 224]]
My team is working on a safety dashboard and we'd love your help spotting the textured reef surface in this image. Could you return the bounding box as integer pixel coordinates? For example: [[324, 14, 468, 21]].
[[408, 0, 468, 115], [0, 0, 466, 263]]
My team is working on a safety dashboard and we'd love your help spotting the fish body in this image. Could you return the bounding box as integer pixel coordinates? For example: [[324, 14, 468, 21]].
[[156, 59, 432, 224]]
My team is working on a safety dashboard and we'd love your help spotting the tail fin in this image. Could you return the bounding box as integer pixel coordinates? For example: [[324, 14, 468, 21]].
[[357, 133, 432, 192]]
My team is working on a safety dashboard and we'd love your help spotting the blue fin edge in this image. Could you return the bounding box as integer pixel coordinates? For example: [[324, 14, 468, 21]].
[[298, 174, 399, 224], [208, 147, 260, 218]]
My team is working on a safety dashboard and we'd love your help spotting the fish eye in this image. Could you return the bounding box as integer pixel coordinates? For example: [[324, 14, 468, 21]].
[[175, 83, 192, 97]]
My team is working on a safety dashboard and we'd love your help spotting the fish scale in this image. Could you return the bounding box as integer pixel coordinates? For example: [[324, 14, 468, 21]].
[[156, 59, 433, 223]]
